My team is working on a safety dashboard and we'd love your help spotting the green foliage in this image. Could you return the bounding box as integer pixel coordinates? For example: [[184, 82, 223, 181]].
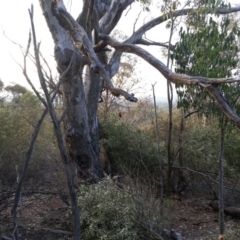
[[181, 121, 220, 173], [136, 0, 151, 11], [174, 18, 239, 78], [161, 0, 181, 14], [186, 0, 230, 26], [175, 114, 240, 179], [78, 177, 168, 240], [5, 84, 27, 95], [5, 84, 28, 104], [172, 14, 240, 113], [0, 90, 57, 187], [224, 128, 240, 176], [100, 114, 162, 182]]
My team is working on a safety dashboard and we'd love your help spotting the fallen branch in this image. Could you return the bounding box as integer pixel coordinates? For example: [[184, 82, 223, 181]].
[[42, 228, 73, 236], [209, 202, 240, 219], [224, 207, 240, 218]]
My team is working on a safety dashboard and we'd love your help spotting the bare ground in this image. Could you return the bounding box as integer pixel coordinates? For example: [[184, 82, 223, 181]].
[[1, 194, 240, 240], [169, 197, 240, 240]]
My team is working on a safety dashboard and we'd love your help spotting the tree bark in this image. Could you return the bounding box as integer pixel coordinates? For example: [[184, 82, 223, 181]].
[[39, 0, 103, 181]]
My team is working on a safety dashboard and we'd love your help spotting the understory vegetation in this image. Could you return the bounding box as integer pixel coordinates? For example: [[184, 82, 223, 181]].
[[1, 86, 240, 239], [2, 0, 240, 239]]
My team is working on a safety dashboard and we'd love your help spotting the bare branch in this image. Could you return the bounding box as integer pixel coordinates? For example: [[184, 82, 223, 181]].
[[101, 34, 240, 84], [185, 110, 198, 119], [135, 38, 171, 49], [86, 0, 94, 38], [109, 4, 240, 77], [99, 34, 240, 128], [128, 5, 240, 44], [133, 10, 142, 33], [42, 228, 73, 236], [99, 0, 135, 34], [11, 10, 75, 237], [23, 32, 47, 106]]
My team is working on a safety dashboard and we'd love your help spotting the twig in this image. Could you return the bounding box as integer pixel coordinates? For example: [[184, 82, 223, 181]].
[[133, 11, 142, 33]]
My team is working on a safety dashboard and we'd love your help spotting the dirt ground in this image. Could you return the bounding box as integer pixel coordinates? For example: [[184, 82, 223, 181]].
[[0, 194, 73, 240], [169, 197, 240, 240], [1, 194, 240, 240]]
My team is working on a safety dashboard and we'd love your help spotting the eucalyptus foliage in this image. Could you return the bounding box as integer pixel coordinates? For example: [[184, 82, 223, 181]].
[[172, 10, 240, 113], [100, 114, 162, 182]]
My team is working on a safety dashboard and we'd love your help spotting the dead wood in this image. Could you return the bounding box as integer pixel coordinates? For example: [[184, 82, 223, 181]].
[[209, 201, 240, 219], [224, 207, 240, 219]]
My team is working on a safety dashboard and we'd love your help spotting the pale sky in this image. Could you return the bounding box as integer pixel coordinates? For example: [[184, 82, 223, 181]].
[[0, 0, 239, 102]]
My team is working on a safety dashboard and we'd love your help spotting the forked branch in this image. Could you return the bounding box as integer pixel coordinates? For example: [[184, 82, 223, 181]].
[[51, 1, 137, 102], [109, 3, 240, 78], [98, 34, 240, 128]]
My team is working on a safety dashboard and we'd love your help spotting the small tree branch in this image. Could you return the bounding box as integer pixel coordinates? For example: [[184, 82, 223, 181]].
[[185, 110, 198, 119], [99, 0, 135, 34], [135, 38, 171, 49], [128, 5, 240, 44], [42, 228, 73, 236]]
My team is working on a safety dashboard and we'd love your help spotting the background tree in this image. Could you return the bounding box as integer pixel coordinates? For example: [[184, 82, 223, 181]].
[[5, 84, 27, 103]]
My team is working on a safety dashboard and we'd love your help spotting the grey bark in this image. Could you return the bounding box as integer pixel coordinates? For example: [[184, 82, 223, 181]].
[[39, 0, 105, 181], [39, 0, 138, 182]]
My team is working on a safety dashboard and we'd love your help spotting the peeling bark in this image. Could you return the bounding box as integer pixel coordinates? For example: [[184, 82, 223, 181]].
[[40, 0, 103, 181]]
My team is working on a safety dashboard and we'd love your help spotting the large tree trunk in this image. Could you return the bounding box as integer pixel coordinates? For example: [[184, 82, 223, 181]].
[[61, 61, 103, 182], [39, 0, 136, 182], [39, 0, 103, 182]]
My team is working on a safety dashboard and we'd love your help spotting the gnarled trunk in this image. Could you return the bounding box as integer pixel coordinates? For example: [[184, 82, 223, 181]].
[[39, 0, 103, 181]]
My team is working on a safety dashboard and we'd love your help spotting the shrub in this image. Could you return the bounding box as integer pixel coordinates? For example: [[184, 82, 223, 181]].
[[224, 128, 240, 177], [100, 115, 163, 183], [78, 177, 168, 240]]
